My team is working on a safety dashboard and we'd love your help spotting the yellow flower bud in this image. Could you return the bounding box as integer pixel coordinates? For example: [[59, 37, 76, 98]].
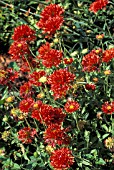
[[53, 38, 59, 43], [81, 48, 88, 54], [104, 70, 111, 75], [39, 76, 47, 83], [5, 96, 15, 103]]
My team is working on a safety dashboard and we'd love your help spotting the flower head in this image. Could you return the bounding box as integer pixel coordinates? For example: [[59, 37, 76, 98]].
[[82, 50, 100, 72], [96, 34, 104, 40], [12, 25, 36, 42], [19, 97, 34, 113], [18, 127, 37, 144], [8, 40, 30, 60], [44, 124, 70, 147], [102, 48, 114, 63], [104, 137, 114, 151], [85, 83, 96, 90], [36, 4, 64, 36], [20, 82, 32, 98], [64, 58, 73, 65], [89, 0, 109, 14], [64, 100, 80, 113], [101, 101, 114, 114], [50, 147, 74, 169], [38, 42, 63, 68], [48, 69, 75, 99]]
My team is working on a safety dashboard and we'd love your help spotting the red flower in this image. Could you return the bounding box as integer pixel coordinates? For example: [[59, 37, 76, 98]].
[[48, 69, 75, 99], [18, 127, 37, 144], [64, 100, 80, 113], [8, 40, 30, 60], [50, 148, 74, 169], [31, 103, 66, 126], [19, 97, 34, 113], [89, 0, 109, 13], [101, 101, 114, 114], [85, 83, 96, 90], [64, 58, 73, 65], [20, 82, 32, 98], [82, 50, 100, 72], [36, 4, 64, 36], [102, 48, 114, 63], [12, 25, 36, 42], [38, 42, 63, 68], [44, 124, 70, 147], [29, 71, 46, 86]]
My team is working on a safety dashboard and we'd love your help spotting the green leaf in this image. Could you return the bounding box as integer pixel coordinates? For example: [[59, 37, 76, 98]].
[[8, 62, 19, 71], [82, 160, 92, 166], [12, 163, 21, 170], [96, 158, 106, 165]]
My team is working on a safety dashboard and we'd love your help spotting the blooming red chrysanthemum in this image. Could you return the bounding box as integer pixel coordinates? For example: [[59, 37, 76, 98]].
[[8, 40, 30, 60], [43, 124, 70, 147], [64, 100, 80, 113], [64, 58, 73, 65], [12, 25, 36, 42], [28, 71, 46, 86], [19, 97, 34, 113], [82, 50, 100, 72], [20, 82, 32, 98], [89, 0, 109, 13], [48, 69, 75, 99], [102, 48, 114, 63], [50, 147, 74, 169], [38, 42, 63, 68], [31, 103, 66, 126], [18, 127, 37, 144], [101, 101, 114, 114], [36, 4, 64, 36], [85, 83, 96, 90]]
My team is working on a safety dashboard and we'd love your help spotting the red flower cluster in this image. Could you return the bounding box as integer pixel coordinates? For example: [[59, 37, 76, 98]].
[[102, 48, 114, 63], [82, 50, 100, 72], [28, 71, 46, 86], [8, 40, 30, 60], [44, 124, 70, 147], [38, 42, 63, 68], [101, 101, 114, 114], [48, 69, 75, 99], [85, 83, 96, 90], [12, 25, 36, 42], [50, 147, 74, 169], [64, 100, 80, 113], [36, 4, 64, 36], [18, 127, 37, 144], [31, 103, 65, 126], [19, 97, 34, 113], [89, 0, 109, 13]]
